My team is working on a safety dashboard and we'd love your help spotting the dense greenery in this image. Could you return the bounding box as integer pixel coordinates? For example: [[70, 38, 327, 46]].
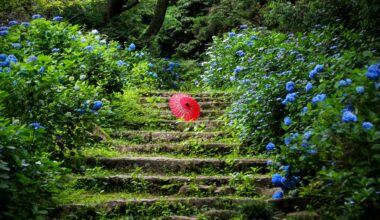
[[1, 0, 380, 219], [201, 24, 380, 218]]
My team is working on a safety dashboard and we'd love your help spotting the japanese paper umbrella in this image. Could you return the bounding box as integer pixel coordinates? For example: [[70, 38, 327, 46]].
[[169, 93, 201, 121]]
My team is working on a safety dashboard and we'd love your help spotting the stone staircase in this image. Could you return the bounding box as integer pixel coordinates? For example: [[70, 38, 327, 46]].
[[53, 92, 307, 219]]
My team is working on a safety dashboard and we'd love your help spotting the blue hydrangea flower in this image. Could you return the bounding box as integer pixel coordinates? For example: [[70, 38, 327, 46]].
[[51, 48, 60, 53], [311, 94, 327, 105], [128, 43, 136, 52], [225, 45, 232, 49], [38, 66, 45, 74], [307, 149, 318, 154], [309, 70, 317, 79], [91, 29, 99, 34], [239, 24, 248, 29], [272, 191, 284, 199], [362, 122, 373, 130], [91, 101, 103, 111], [148, 63, 154, 68], [12, 43, 22, 49], [314, 64, 324, 73], [266, 160, 273, 166], [0, 30, 9, 36], [251, 36, 258, 40], [366, 65, 380, 81], [21, 22, 31, 27], [233, 66, 245, 74], [84, 45, 94, 51], [80, 75, 86, 80], [272, 174, 283, 187], [53, 16, 63, 21], [302, 106, 308, 113], [330, 45, 337, 50], [284, 117, 291, 126], [342, 111, 358, 123], [284, 137, 291, 145], [0, 54, 6, 61], [7, 55, 18, 63], [266, 142, 275, 151], [339, 80, 347, 87], [228, 32, 235, 38], [117, 60, 125, 66], [303, 131, 312, 140], [286, 81, 295, 92], [8, 20, 18, 26], [282, 92, 298, 105], [29, 122, 45, 130], [305, 82, 313, 92], [236, 50, 245, 57], [32, 14, 42, 19], [356, 86, 365, 94], [346, 79, 352, 85], [27, 55, 38, 62], [247, 41, 253, 46], [0, 26, 8, 31]]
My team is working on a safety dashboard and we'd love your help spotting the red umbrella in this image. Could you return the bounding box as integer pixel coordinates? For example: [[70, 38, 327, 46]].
[[169, 93, 201, 121]]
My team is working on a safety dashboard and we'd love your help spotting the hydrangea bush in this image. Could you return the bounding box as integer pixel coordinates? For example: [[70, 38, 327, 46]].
[[0, 15, 165, 218], [201, 24, 380, 217]]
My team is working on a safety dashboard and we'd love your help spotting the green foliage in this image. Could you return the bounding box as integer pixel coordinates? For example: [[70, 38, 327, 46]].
[[263, 0, 380, 35], [238, 200, 274, 220], [201, 24, 380, 217], [0, 16, 157, 218], [0, 115, 67, 219]]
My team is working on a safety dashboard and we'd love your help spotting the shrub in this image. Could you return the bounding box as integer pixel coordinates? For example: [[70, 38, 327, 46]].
[[201, 24, 380, 217], [0, 15, 158, 218]]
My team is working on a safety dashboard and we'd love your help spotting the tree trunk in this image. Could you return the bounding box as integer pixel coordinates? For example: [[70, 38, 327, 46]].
[[106, 0, 140, 22], [140, 0, 170, 45]]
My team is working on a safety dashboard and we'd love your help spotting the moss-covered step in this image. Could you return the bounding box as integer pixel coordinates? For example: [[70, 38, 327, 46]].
[[75, 174, 272, 196], [153, 120, 225, 132], [113, 142, 241, 156], [140, 96, 230, 103], [139, 91, 232, 98], [52, 197, 256, 219], [110, 131, 228, 143], [144, 102, 231, 110], [52, 196, 310, 219], [158, 110, 224, 120], [87, 156, 268, 174]]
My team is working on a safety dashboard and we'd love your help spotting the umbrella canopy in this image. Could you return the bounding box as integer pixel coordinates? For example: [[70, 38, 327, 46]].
[[169, 93, 201, 121]]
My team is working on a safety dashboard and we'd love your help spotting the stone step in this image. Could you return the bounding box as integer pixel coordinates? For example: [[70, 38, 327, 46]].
[[144, 102, 230, 111], [159, 110, 224, 120], [75, 175, 272, 196], [154, 120, 225, 131], [87, 156, 268, 174], [54, 197, 257, 219], [140, 91, 232, 98], [110, 131, 227, 143], [140, 96, 230, 103], [54, 197, 309, 219], [114, 142, 240, 156]]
